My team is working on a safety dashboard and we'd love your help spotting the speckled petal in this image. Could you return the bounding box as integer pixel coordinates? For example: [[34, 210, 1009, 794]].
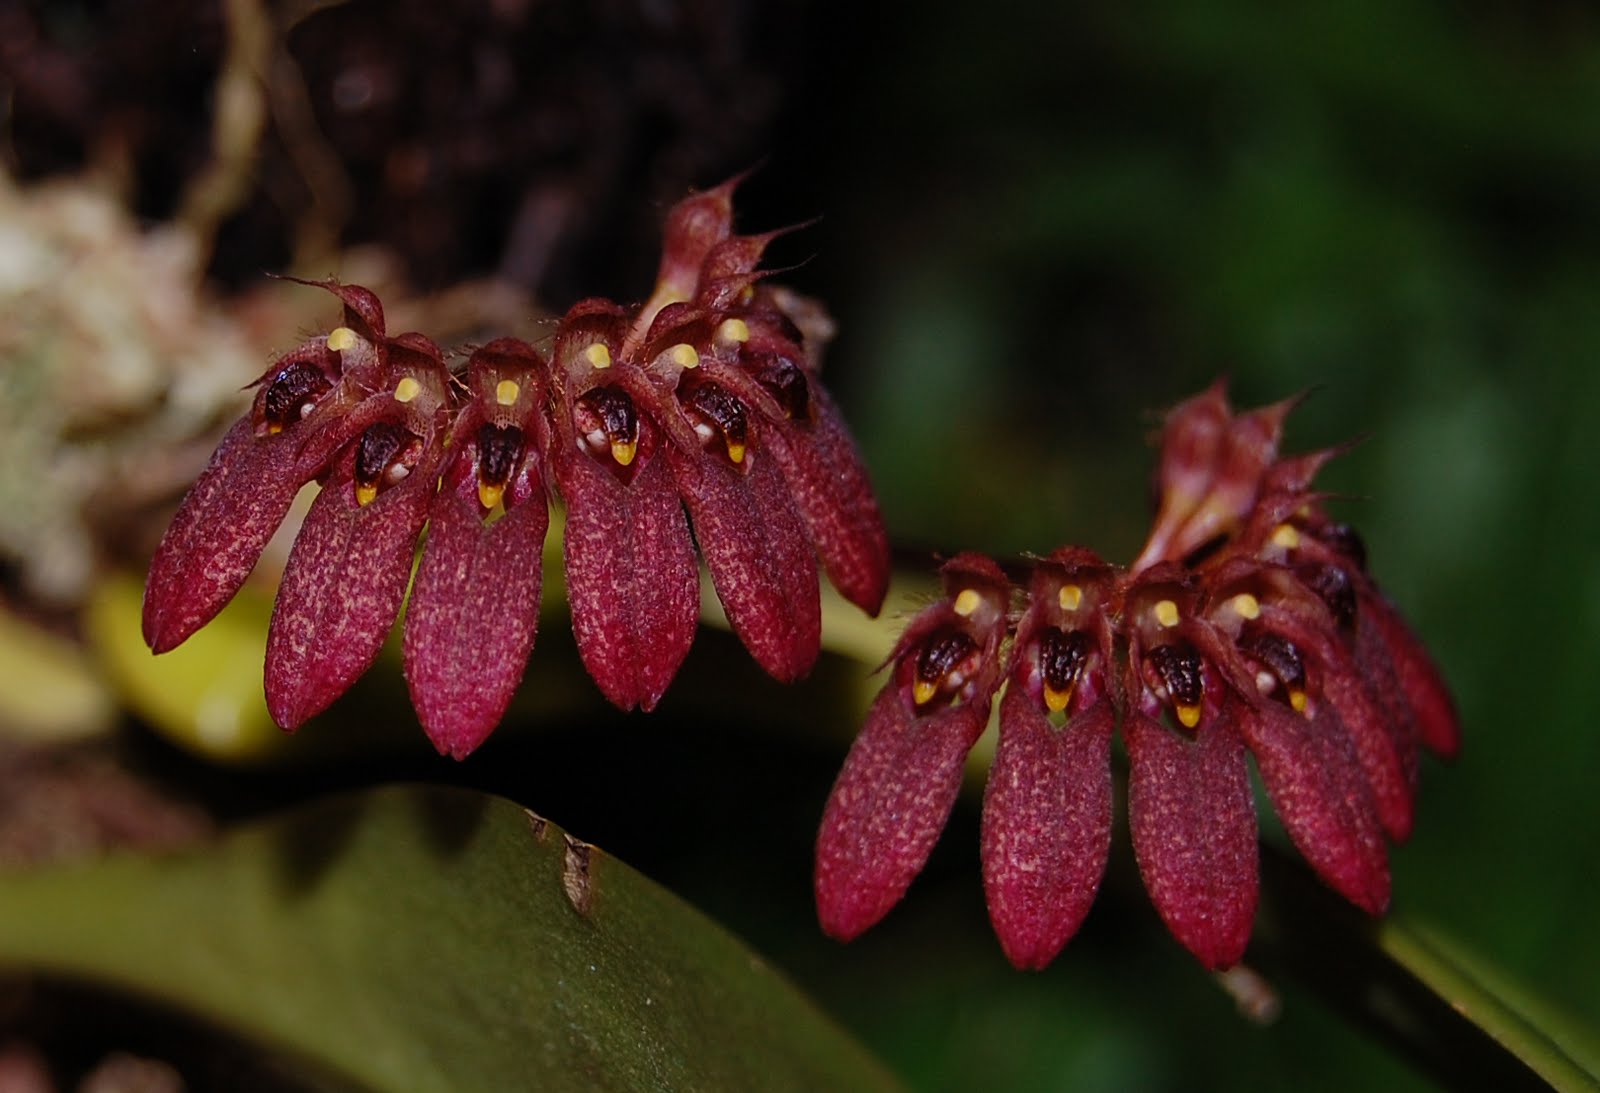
[[142, 418, 308, 654], [1256, 605, 1414, 842], [765, 384, 890, 616], [1360, 585, 1460, 760], [556, 446, 699, 711], [263, 448, 436, 730], [815, 682, 990, 941], [668, 431, 821, 683], [1235, 697, 1390, 914], [982, 693, 1115, 970], [1126, 709, 1258, 970], [403, 461, 548, 759]]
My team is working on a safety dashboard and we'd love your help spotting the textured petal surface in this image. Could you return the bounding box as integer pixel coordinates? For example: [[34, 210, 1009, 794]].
[[403, 482, 548, 759], [1234, 698, 1391, 914], [815, 683, 989, 941], [264, 456, 434, 730], [1361, 586, 1461, 759], [1126, 710, 1258, 969], [556, 448, 698, 711], [981, 693, 1115, 970], [143, 419, 310, 653], [1261, 606, 1415, 842], [669, 434, 821, 683], [764, 385, 890, 616]]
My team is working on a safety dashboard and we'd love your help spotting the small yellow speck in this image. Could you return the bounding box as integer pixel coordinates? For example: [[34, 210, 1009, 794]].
[[495, 379, 520, 406], [1175, 703, 1201, 729], [952, 588, 982, 616], [717, 318, 750, 344], [669, 343, 699, 369], [584, 343, 612, 369], [478, 480, 505, 510], [1289, 689, 1308, 714], [1271, 524, 1301, 551], [1154, 599, 1180, 628], [1058, 584, 1083, 611], [393, 376, 422, 403], [326, 327, 358, 352], [1231, 593, 1261, 620], [610, 439, 637, 467], [726, 440, 747, 464], [1043, 685, 1072, 713], [912, 679, 940, 705], [355, 482, 378, 507]]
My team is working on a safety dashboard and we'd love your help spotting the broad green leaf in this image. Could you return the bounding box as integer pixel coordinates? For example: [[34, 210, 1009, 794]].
[[0, 785, 901, 1093]]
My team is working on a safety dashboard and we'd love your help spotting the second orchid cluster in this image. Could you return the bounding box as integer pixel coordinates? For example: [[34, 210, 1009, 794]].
[[816, 386, 1460, 971]]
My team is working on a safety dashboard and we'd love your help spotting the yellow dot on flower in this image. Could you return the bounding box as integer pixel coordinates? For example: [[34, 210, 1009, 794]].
[[726, 440, 747, 464], [1043, 684, 1072, 713], [1289, 688, 1308, 715], [952, 588, 982, 616], [355, 482, 378, 507], [1058, 584, 1083, 611], [912, 679, 940, 706], [584, 343, 612, 369], [716, 318, 750, 344], [610, 438, 637, 467], [478, 480, 505, 511], [1231, 593, 1261, 620], [495, 379, 520, 406], [1175, 703, 1202, 729], [1154, 599, 1180, 628], [1271, 523, 1301, 550], [669, 343, 699, 369], [393, 376, 421, 403], [326, 327, 358, 352]]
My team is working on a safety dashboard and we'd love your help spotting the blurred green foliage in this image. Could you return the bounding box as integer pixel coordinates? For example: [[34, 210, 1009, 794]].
[[754, 1, 1600, 1087]]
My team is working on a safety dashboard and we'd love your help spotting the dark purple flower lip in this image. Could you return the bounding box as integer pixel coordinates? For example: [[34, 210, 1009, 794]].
[[142, 181, 891, 753], [817, 384, 1458, 970]]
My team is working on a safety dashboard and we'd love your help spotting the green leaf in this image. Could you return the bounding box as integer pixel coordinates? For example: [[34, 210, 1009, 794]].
[[0, 785, 902, 1093], [1253, 846, 1600, 1092]]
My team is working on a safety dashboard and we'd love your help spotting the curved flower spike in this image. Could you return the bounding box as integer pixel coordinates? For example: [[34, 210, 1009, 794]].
[[815, 554, 1010, 941], [403, 339, 552, 758]]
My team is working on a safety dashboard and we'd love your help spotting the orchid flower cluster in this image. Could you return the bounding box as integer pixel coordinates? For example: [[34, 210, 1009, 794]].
[[815, 386, 1460, 970], [142, 180, 889, 758]]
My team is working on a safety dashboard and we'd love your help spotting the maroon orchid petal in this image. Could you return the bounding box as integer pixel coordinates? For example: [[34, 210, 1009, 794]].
[[403, 448, 548, 760], [815, 679, 991, 941], [555, 437, 699, 711], [143, 418, 312, 653], [404, 339, 551, 757], [1126, 709, 1258, 970], [667, 413, 821, 684], [1359, 585, 1461, 760], [763, 379, 891, 616], [816, 555, 1010, 940], [1352, 608, 1423, 794], [982, 692, 1115, 970], [264, 434, 439, 730], [1234, 694, 1390, 913], [1254, 603, 1415, 842], [143, 336, 351, 653]]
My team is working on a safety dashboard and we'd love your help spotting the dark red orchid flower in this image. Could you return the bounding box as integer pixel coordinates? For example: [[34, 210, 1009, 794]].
[[142, 181, 890, 757], [816, 385, 1458, 970]]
